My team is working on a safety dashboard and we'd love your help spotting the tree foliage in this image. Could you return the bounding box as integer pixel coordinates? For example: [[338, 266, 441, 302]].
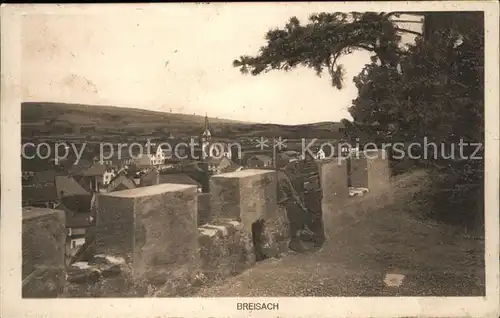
[[350, 12, 484, 145], [233, 12, 416, 89]]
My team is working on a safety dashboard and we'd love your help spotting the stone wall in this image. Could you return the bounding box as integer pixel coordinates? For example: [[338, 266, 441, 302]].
[[23, 162, 392, 297], [22, 207, 66, 298]]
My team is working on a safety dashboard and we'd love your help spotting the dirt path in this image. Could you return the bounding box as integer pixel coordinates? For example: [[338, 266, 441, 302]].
[[195, 170, 485, 297]]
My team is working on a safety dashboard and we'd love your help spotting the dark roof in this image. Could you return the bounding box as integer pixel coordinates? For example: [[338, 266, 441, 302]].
[[22, 171, 58, 202], [64, 210, 94, 228], [248, 154, 272, 163], [55, 176, 89, 197], [220, 161, 242, 173], [283, 150, 300, 156], [140, 169, 158, 179], [205, 157, 225, 165], [22, 158, 54, 172], [61, 194, 92, 214], [106, 175, 136, 192], [158, 173, 201, 187], [72, 175, 93, 193], [69, 161, 106, 176]]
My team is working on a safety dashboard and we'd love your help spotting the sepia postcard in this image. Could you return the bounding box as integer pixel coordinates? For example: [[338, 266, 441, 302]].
[[1, 2, 499, 317]]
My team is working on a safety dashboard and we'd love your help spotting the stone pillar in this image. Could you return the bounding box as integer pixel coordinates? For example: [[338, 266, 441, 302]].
[[350, 156, 368, 188], [210, 169, 278, 233], [319, 158, 350, 207], [319, 159, 349, 240], [95, 183, 199, 285], [365, 149, 391, 193], [210, 169, 285, 259], [22, 207, 66, 298], [349, 150, 391, 190], [197, 220, 253, 281], [365, 149, 392, 205], [197, 192, 211, 226]]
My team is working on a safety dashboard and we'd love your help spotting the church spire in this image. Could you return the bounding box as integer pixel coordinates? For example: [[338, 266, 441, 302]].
[[204, 113, 209, 132]]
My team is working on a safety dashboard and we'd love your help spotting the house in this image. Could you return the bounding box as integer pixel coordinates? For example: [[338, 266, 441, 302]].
[[22, 157, 54, 173], [204, 157, 238, 174], [246, 154, 273, 168], [102, 174, 136, 193], [102, 168, 117, 186], [158, 173, 203, 192], [65, 207, 93, 252], [133, 141, 169, 168], [55, 175, 90, 198], [69, 160, 107, 192], [140, 169, 160, 187], [22, 170, 59, 208], [316, 148, 326, 160], [180, 162, 210, 193]]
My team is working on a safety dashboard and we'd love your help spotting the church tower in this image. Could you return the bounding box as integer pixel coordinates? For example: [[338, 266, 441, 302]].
[[201, 113, 211, 160]]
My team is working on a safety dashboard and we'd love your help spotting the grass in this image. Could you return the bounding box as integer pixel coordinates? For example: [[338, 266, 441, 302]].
[[21, 102, 346, 141]]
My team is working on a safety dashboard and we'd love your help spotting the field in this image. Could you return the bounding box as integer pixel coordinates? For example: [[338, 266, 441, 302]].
[[21, 102, 346, 142]]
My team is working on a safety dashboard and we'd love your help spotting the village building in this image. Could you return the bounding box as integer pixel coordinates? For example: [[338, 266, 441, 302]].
[[246, 154, 273, 168], [68, 160, 107, 193], [101, 174, 137, 193], [199, 114, 233, 160], [62, 194, 95, 252], [139, 169, 160, 187], [22, 170, 59, 209], [316, 147, 326, 160], [205, 157, 241, 174], [102, 168, 117, 186]]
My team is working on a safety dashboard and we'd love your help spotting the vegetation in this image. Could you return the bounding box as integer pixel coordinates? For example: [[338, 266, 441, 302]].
[[234, 12, 484, 231], [21, 102, 346, 141]]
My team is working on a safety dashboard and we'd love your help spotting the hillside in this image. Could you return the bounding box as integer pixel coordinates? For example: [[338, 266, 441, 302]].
[[21, 102, 345, 141]]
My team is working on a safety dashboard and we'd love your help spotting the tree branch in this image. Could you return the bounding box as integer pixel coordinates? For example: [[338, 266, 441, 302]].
[[395, 27, 423, 36], [392, 20, 424, 24]]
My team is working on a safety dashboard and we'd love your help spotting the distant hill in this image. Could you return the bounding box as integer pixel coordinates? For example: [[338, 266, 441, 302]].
[[21, 102, 346, 141]]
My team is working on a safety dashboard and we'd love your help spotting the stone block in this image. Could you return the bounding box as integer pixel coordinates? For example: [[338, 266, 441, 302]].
[[365, 149, 391, 193], [319, 159, 349, 207], [260, 205, 289, 258], [210, 169, 277, 234], [22, 207, 66, 298], [197, 220, 254, 281], [350, 156, 368, 188], [197, 192, 211, 226], [94, 183, 199, 283]]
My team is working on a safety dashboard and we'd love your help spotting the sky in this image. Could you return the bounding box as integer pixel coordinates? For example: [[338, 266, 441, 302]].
[[21, 4, 419, 125]]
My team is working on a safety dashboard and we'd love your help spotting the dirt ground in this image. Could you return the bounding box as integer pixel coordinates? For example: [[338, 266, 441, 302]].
[[194, 169, 485, 297]]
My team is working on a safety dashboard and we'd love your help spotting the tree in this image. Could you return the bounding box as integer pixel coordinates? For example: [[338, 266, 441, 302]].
[[233, 12, 422, 89], [234, 11, 485, 229]]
